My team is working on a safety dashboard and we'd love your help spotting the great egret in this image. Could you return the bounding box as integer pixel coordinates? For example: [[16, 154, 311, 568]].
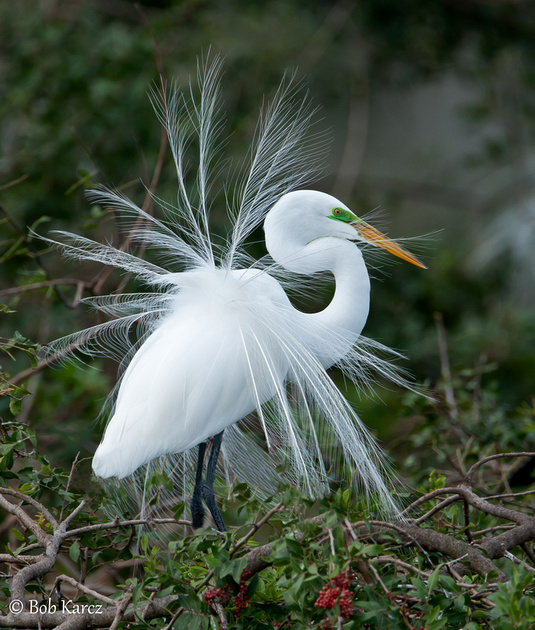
[[48, 58, 425, 531]]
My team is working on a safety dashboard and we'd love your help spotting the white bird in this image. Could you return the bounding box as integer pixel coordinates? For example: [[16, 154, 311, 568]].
[[47, 58, 425, 530]]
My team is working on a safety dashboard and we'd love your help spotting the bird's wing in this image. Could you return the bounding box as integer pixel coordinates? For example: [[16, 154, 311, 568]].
[[91, 295, 284, 479]]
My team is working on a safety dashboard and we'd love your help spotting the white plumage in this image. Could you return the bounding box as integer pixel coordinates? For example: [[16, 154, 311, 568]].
[[92, 267, 289, 477], [48, 58, 425, 520]]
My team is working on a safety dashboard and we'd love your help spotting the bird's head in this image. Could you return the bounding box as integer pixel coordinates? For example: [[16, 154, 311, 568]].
[[264, 190, 427, 269]]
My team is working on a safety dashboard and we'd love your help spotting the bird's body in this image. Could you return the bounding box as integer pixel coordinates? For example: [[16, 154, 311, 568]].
[[49, 59, 425, 525], [92, 267, 290, 477]]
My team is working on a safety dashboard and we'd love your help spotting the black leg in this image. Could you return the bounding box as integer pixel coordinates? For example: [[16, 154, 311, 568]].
[[190, 441, 207, 529], [189, 431, 226, 532], [202, 431, 226, 532]]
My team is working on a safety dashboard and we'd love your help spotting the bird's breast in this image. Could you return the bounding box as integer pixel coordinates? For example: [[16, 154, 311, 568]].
[[173, 267, 290, 313]]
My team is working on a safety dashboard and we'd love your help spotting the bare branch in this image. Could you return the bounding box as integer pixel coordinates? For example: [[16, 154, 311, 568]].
[[402, 485, 532, 525], [483, 519, 535, 560], [60, 453, 80, 522], [213, 603, 229, 630], [401, 524, 506, 579], [409, 495, 460, 526], [65, 517, 190, 538], [53, 575, 115, 606], [10, 342, 82, 386], [61, 501, 86, 530], [0, 279, 89, 298], [0, 553, 45, 565], [109, 590, 133, 630], [464, 452, 535, 485], [230, 500, 284, 557]]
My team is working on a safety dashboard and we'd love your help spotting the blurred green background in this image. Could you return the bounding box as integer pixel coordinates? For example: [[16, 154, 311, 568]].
[[1, 0, 534, 473]]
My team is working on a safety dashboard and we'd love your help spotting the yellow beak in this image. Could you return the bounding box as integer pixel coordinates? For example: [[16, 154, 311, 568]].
[[353, 221, 427, 269]]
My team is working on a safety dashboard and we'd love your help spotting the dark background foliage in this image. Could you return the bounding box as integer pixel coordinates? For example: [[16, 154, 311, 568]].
[[1, 2, 535, 626]]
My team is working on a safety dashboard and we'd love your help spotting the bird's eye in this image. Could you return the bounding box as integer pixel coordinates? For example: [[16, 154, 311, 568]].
[[332, 208, 342, 216]]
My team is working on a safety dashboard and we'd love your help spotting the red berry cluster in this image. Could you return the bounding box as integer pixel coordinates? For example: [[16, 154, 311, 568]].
[[234, 569, 252, 617], [204, 584, 230, 606], [314, 571, 354, 618]]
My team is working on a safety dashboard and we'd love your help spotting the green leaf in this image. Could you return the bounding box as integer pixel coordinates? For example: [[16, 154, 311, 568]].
[[439, 574, 458, 593], [173, 613, 202, 630], [282, 573, 305, 606], [427, 566, 439, 594], [216, 560, 234, 580], [427, 605, 442, 623], [269, 539, 290, 564], [362, 544, 383, 557], [176, 593, 201, 613], [69, 541, 80, 563], [0, 443, 17, 456], [18, 483, 37, 495], [247, 574, 260, 598], [410, 577, 427, 600], [9, 397, 22, 416], [0, 450, 14, 470]]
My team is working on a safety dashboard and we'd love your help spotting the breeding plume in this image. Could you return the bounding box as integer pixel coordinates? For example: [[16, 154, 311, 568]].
[[48, 58, 425, 531]]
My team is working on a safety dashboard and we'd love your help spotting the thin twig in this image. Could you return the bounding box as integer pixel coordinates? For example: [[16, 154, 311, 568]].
[[0, 279, 89, 297], [162, 606, 185, 630], [343, 518, 358, 540], [10, 342, 82, 386], [59, 453, 80, 522], [141, 591, 157, 622], [409, 495, 460, 526], [401, 485, 531, 525], [502, 549, 535, 571], [0, 174, 29, 191], [328, 528, 336, 557], [231, 501, 284, 557], [434, 312, 458, 421], [465, 452, 535, 485], [53, 575, 115, 606], [463, 500, 473, 544], [486, 488, 535, 500], [472, 524, 516, 536], [368, 562, 389, 595], [520, 543, 535, 566], [65, 517, 190, 538]]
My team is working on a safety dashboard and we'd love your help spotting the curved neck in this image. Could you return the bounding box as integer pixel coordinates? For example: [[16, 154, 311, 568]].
[[307, 238, 370, 338], [274, 237, 370, 368]]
